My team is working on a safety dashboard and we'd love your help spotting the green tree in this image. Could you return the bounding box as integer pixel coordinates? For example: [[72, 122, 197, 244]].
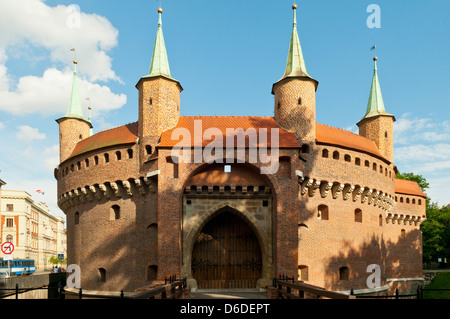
[[396, 172, 450, 267]]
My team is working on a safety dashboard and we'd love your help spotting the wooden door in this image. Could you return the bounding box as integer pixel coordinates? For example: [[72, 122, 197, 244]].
[[192, 211, 262, 289]]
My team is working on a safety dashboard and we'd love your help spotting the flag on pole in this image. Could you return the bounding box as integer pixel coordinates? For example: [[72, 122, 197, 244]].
[[36, 190, 45, 195], [370, 45, 376, 50]]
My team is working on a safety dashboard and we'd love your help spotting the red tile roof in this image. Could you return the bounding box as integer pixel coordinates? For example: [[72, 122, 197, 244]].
[[316, 123, 388, 162], [158, 116, 299, 148], [68, 122, 138, 160], [65, 117, 391, 165], [395, 178, 428, 198]]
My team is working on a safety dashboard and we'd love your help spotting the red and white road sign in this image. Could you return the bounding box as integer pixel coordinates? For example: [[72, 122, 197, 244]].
[[1, 242, 14, 254]]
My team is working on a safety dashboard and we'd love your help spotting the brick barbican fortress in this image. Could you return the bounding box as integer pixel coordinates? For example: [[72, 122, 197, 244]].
[[55, 5, 427, 295]]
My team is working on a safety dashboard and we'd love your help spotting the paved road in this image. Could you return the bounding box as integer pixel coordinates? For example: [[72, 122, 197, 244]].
[[191, 289, 267, 299]]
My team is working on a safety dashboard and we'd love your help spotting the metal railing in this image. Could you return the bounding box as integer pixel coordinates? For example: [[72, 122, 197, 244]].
[[62, 275, 187, 299], [272, 275, 355, 299]]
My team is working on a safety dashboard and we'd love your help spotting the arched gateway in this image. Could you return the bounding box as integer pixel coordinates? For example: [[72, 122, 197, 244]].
[[181, 163, 274, 290], [192, 208, 263, 289]]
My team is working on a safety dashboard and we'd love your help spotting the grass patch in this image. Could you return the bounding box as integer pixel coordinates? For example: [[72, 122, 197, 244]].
[[423, 272, 450, 299]]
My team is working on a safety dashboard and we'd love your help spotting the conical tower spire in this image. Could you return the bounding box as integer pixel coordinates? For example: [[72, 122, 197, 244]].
[[65, 60, 86, 119], [359, 57, 394, 122], [284, 4, 310, 79], [273, 4, 318, 92], [148, 8, 173, 80]]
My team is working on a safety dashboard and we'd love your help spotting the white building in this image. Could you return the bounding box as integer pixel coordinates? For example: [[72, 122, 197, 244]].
[[0, 182, 66, 270]]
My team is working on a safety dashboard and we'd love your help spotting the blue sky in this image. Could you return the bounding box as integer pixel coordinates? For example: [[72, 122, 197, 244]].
[[0, 0, 449, 219]]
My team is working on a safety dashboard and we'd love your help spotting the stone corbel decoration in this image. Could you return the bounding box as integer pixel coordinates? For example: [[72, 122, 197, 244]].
[[361, 189, 372, 204], [320, 182, 333, 198], [308, 180, 321, 197], [342, 185, 355, 201], [332, 183, 344, 199], [301, 179, 313, 196], [353, 187, 364, 202], [122, 181, 132, 196]]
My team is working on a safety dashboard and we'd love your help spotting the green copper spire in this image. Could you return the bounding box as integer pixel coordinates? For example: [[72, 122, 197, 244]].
[[148, 8, 173, 79], [273, 4, 318, 92], [65, 60, 85, 119], [284, 4, 310, 79], [360, 57, 394, 121]]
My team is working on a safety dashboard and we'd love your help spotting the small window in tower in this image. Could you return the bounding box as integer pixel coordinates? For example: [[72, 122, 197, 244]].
[[298, 97, 302, 105], [94, 156, 99, 165], [104, 153, 109, 163], [277, 102, 281, 109], [146, 145, 152, 155], [365, 160, 370, 167], [333, 151, 339, 160], [355, 158, 361, 166], [298, 265, 309, 281], [339, 267, 349, 280], [318, 205, 329, 220], [116, 151, 121, 161], [147, 265, 157, 281], [110, 205, 120, 220], [98, 268, 106, 282], [344, 154, 351, 162], [79, 134, 83, 140], [354, 209, 363, 223], [224, 165, 231, 173], [150, 98, 153, 105], [263, 200, 269, 207], [127, 149, 133, 159], [85, 158, 89, 168], [322, 149, 329, 158], [301, 144, 310, 154], [385, 131, 388, 138]]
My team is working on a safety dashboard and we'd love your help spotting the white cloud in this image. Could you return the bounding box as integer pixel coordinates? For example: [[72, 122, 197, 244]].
[[16, 125, 46, 142], [0, 0, 119, 82], [394, 113, 450, 205], [43, 144, 59, 172], [0, 67, 126, 116], [0, 0, 127, 117]]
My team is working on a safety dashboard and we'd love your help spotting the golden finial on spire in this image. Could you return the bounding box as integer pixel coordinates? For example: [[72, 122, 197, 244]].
[[158, 7, 163, 13]]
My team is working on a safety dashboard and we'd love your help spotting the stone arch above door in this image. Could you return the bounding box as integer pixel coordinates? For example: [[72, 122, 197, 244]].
[[182, 201, 273, 290]]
